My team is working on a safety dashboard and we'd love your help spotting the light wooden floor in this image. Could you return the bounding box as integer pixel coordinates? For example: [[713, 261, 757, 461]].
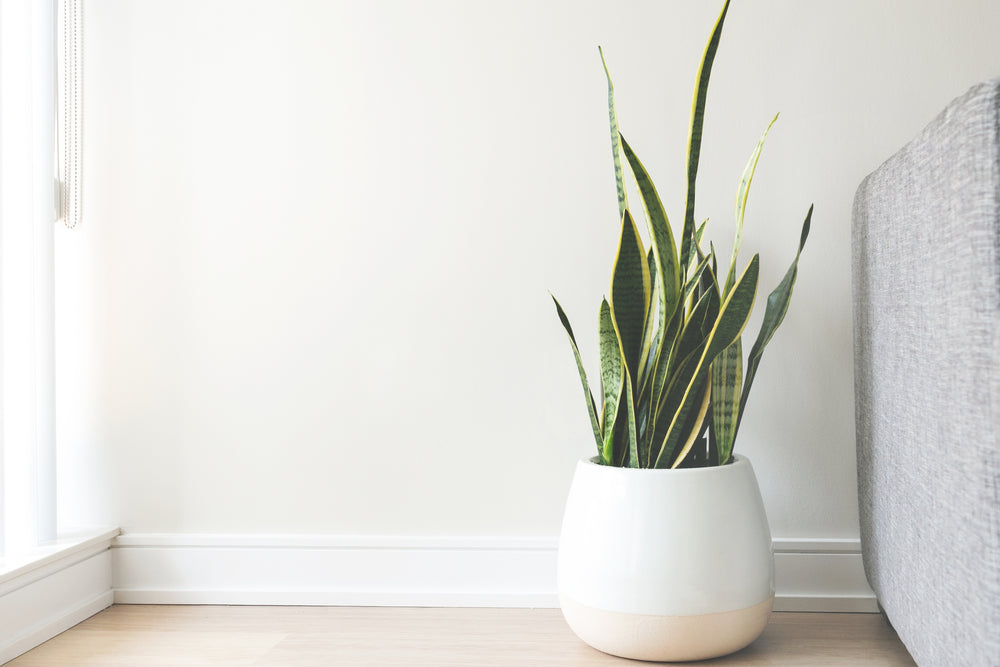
[[9, 605, 915, 666]]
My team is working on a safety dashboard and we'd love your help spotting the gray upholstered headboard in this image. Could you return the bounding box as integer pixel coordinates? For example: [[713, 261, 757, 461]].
[[852, 78, 1000, 666]]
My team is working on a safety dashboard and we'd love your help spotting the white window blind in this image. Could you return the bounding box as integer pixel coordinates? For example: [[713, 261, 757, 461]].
[[0, 0, 58, 557]]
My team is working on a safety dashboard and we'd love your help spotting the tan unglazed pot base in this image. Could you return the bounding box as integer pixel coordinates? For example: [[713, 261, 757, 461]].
[[560, 594, 774, 662]]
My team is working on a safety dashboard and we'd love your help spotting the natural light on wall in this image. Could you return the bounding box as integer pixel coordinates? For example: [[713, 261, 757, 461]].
[[0, 0, 66, 559]]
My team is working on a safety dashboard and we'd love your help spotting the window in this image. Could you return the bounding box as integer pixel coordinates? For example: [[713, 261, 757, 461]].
[[0, 0, 58, 557]]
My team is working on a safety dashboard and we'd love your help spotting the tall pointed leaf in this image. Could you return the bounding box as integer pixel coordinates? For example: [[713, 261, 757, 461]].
[[637, 249, 661, 389], [674, 284, 718, 370], [724, 114, 778, 296], [643, 301, 684, 454], [735, 206, 812, 437], [653, 254, 759, 467], [670, 375, 712, 468], [598, 300, 624, 463], [683, 252, 713, 303], [711, 337, 742, 464], [599, 47, 628, 219], [680, 0, 731, 275], [649, 342, 705, 465], [624, 371, 639, 468], [552, 295, 604, 457], [687, 219, 710, 275], [621, 135, 681, 327], [709, 242, 718, 290], [620, 135, 682, 442], [609, 209, 651, 380]]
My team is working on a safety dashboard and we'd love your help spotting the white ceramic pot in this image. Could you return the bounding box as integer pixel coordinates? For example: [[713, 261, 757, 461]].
[[557, 454, 774, 662]]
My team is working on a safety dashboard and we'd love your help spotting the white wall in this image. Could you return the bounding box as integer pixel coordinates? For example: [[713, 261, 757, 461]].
[[56, 0, 1000, 541]]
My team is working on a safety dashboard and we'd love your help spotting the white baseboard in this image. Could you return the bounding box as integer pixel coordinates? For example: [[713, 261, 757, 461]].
[[772, 538, 877, 612], [112, 533, 877, 612], [0, 529, 119, 664]]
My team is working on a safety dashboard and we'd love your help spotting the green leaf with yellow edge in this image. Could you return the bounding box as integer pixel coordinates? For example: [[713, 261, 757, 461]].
[[552, 294, 604, 458], [735, 206, 811, 438], [653, 254, 759, 468], [670, 374, 713, 468], [686, 220, 710, 280], [621, 137, 682, 443], [724, 114, 778, 297], [642, 300, 684, 455], [674, 285, 718, 370], [711, 337, 742, 464], [648, 339, 705, 464], [656, 276, 716, 429], [598, 299, 624, 464], [637, 249, 660, 389], [624, 370, 639, 468], [599, 47, 628, 220], [683, 252, 713, 304], [681, 0, 731, 275], [609, 209, 651, 381], [621, 135, 681, 328]]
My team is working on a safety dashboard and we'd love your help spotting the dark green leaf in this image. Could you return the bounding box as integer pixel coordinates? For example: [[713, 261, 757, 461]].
[[609, 209, 651, 381], [599, 47, 628, 220], [624, 372, 639, 468], [724, 114, 778, 297], [670, 373, 712, 468], [552, 295, 604, 457], [735, 206, 812, 437], [653, 254, 759, 467], [621, 135, 681, 329], [598, 300, 624, 464], [711, 337, 742, 464], [680, 0, 731, 276]]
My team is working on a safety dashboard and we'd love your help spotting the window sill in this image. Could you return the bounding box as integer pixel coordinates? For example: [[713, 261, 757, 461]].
[[0, 527, 120, 585]]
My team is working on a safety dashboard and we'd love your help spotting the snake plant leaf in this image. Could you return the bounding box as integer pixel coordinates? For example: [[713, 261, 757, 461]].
[[680, 0, 731, 276], [736, 206, 812, 437], [710, 242, 718, 289], [700, 254, 758, 375], [683, 252, 713, 303], [610, 209, 651, 381], [643, 298, 684, 453], [670, 374, 713, 468], [711, 337, 743, 464], [696, 254, 722, 343], [649, 339, 705, 465], [675, 283, 718, 369], [660, 339, 706, 422], [724, 114, 779, 297], [598, 299, 624, 463], [687, 219, 710, 276], [657, 278, 715, 427], [599, 47, 628, 220], [653, 254, 759, 467], [552, 294, 604, 456], [620, 135, 683, 435], [685, 221, 710, 311], [696, 220, 709, 262], [620, 135, 681, 327], [635, 380, 652, 461], [638, 248, 661, 389], [624, 370, 639, 468]]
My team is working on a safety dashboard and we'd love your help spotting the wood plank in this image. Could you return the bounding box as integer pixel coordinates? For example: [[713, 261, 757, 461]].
[[8, 605, 915, 665]]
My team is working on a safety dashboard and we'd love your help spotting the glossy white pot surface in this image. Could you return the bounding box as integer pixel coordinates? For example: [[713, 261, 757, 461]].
[[557, 454, 774, 617]]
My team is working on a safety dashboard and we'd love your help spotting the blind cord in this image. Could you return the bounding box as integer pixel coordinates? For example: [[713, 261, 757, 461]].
[[57, 0, 82, 229]]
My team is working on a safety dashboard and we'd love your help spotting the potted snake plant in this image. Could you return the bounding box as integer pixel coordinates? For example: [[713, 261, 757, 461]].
[[551, 0, 812, 661]]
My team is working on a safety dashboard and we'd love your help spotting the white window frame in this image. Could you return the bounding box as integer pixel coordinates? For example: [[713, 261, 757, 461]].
[[0, 0, 58, 558]]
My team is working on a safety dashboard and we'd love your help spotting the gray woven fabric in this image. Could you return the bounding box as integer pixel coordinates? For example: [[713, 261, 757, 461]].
[[853, 78, 1000, 667]]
